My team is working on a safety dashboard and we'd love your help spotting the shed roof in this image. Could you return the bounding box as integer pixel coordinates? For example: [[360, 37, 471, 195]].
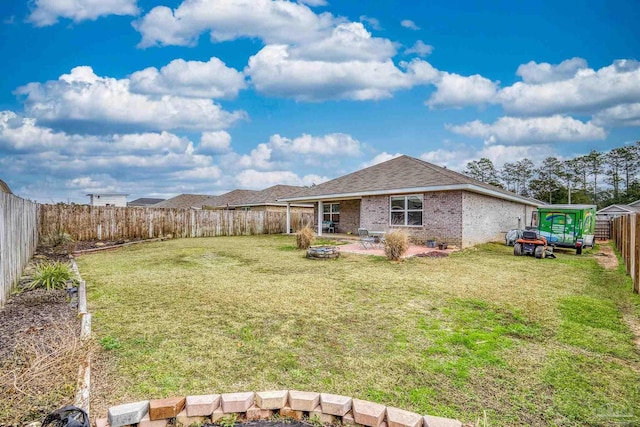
[[279, 155, 539, 206]]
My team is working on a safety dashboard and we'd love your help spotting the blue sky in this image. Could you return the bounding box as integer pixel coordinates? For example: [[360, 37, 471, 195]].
[[0, 0, 639, 203]]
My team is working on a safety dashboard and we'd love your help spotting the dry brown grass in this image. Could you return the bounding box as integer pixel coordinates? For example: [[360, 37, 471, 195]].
[[296, 226, 315, 249], [383, 230, 409, 260], [0, 323, 89, 425]]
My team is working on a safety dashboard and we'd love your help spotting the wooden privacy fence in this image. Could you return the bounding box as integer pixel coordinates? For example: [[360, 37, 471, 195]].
[[612, 213, 639, 294], [40, 204, 314, 241], [0, 192, 40, 307]]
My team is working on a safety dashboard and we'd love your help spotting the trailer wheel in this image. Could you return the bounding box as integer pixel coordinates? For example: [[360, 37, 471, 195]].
[[535, 245, 545, 259], [576, 246, 582, 255], [514, 243, 522, 256]]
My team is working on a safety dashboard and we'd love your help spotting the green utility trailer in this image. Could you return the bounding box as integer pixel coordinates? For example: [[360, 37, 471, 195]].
[[536, 204, 596, 255]]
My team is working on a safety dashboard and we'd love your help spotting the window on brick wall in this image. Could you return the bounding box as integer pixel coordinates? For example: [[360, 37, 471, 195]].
[[390, 195, 423, 226], [323, 203, 340, 223]]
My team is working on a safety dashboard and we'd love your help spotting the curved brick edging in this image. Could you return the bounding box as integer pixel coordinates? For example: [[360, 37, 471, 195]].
[[71, 258, 92, 414], [97, 391, 462, 427]]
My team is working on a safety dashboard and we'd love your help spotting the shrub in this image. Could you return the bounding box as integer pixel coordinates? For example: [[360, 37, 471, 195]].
[[29, 261, 76, 291], [296, 226, 315, 249], [384, 230, 409, 261], [43, 230, 74, 247]]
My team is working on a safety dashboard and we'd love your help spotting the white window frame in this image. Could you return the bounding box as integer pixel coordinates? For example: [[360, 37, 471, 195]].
[[323, 202, 340, 223], [389, 194, 423, 227]]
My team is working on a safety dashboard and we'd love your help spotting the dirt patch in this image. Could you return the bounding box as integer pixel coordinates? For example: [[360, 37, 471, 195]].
[[416, 251, 449, 258], [592, 245, 618, 270], [623, 313, 640, 352]]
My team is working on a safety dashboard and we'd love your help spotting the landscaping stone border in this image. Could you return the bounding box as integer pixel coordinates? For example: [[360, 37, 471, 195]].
[[98, 391, 462, 427]]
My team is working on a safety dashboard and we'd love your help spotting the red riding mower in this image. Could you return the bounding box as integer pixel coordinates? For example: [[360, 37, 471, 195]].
[[513, 230, 556, 259]]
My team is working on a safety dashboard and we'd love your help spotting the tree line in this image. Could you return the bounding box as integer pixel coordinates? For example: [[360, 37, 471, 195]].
[[463, 141, 640, 208]]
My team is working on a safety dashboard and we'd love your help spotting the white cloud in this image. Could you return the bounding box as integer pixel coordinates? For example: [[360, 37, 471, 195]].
[[427, 72, 499, 108], [15, 66, 246, 133], [359, 15, 382, 31], [420, 143, 558, 171], [133, 0, 336, 47], [66, 175, 121, 193], [246, 44, 415, 101], [28, 0, 138, 27], [235, 169, 327, 189], [516, 57, 588, 84], [288, 22, 397, 62], [229, 132, 361, 170], [269, 133, 361, 156], [593, 103, 640, 127], [172, 166, 222, 180], [499, 59, 640, 115], [297, 0, 327, 6], [400, 19, 420, 30], [198, 131, 232, 153], [129, 57, 246, 99], [447, 115, 606, 145], [405, 40, 433, 57], [360, 152, 402, 168]]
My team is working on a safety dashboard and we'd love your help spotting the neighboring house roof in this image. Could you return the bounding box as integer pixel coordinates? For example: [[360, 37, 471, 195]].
[[128, 198, 165, 207], [153, 194, 220, 209], [0, 179, 12, 194], [597, 204, 640, 214], [279, 155, 539, 206], [207, 189, 261, 208], [628, 199, 640, 208], [207, 185, 312, 208]]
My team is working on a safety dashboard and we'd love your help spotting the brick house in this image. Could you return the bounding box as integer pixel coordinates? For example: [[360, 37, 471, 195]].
[[279, 155, 540, 248]]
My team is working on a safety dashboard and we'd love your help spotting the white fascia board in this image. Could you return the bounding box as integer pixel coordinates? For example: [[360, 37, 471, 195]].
[[278, 184, 539, 206]]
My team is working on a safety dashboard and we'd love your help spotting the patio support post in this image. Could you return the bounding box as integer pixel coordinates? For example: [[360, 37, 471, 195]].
[[286, 203, 291, 234], [317, 201, 323, 236]]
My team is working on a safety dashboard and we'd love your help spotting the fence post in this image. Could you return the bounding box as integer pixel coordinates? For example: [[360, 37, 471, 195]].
[[635, 213, 639, 294]]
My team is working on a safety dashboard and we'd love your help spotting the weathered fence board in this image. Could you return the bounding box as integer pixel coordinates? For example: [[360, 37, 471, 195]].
[[0, 193, 39, 307], [612, 213, 640, 294], [40, 205, 314, 241]]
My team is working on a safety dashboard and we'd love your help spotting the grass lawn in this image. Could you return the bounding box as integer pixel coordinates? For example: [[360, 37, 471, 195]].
[[78, 235, 640, 427]]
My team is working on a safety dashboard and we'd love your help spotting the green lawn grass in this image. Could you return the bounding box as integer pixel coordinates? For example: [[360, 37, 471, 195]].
[[78, 236, 640, 427]]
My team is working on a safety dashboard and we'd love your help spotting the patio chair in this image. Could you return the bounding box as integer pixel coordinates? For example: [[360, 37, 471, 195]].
[[358, 228, 376, 249]]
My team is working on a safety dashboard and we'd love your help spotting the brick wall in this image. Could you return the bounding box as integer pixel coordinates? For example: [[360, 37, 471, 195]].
[[337, 199, 360, 234], [312, 201, 360, 234], [461, 191, 534, 247], [360, 192, 464, 247]]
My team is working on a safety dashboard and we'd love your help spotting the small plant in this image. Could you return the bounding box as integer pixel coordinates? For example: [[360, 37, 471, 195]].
[[296, 226, 315, 249], [99, 335, 122, 350], [43, 230, 74, 247], [383, 230, 409, 261], [307, 414, 323, 427], [218, 413, 238, 427], [29, 261, 77, 291]]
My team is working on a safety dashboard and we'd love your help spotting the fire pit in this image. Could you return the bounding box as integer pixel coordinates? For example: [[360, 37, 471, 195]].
[[306, 245, 340, 260]]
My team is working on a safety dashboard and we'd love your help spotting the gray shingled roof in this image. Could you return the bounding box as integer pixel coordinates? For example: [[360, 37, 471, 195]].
[[128, 197, 165, 206], [153, 194, 220, 209], [208, 189, 261, 207], [207, 185, 309, 208], [279, 155, 539, 205]]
